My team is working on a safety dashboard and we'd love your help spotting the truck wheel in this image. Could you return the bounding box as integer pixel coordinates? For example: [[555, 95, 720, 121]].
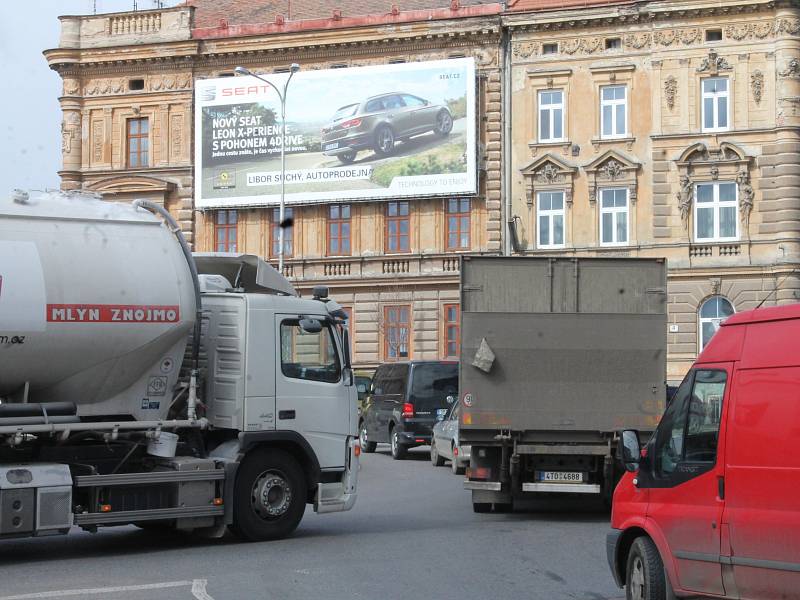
[[626, 536, 666, 600], [430, 439, 445, 466], [493, 502, 513, 513], [229, 448, 306, 542], [472, 502, 491, 513], [360, 421, 377, 453], [390, 428, 407, 460]]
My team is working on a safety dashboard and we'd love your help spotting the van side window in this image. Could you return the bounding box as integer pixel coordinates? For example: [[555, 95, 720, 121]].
[[382, 364, 409, 395], [654, 369, 727, 480], [280, 320, 341, 383]]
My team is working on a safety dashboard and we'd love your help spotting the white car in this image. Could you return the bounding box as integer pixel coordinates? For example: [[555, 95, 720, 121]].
[[430, 399, 471, 475]]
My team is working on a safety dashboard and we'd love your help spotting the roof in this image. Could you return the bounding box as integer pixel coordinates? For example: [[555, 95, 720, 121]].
[[505, 0, 635, 11], [723, 303, 800, 327], [187, 0, 496, 33]]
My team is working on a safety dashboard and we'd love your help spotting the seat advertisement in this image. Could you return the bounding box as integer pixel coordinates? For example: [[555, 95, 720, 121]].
[[194, 58, 476, 208]]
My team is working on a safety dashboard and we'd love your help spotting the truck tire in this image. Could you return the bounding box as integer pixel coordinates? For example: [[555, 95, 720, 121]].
[[626, 536, 666, 600], [360, 421, 377, 453], [430, 439, 445, 466], [390, 428, 407, 460], [229, 448, 306, 542], [472, 502, 491, 513]]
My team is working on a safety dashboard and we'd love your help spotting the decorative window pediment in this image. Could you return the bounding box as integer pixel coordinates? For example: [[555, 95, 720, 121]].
[[86, 176, 176, 205], [583, 150, 641, 204], [520, 153, 577, 207]]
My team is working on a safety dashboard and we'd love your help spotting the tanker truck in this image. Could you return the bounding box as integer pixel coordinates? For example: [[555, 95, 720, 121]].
[[0, 190, 358, 542]]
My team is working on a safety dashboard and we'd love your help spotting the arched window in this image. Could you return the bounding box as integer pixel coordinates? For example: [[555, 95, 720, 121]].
[[698, 296, 735, 351]]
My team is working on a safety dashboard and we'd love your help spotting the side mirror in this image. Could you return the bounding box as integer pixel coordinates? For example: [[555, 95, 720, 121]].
[[343, 367, 354, 386], [446, 395, 455, 404], [299, 317, 322, 334], [618, 430, 641, 473]]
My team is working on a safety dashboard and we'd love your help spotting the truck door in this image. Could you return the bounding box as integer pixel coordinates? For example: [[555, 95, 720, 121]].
[[722, 364, 800, 599], [643, 365, 731, 596], [274, 316, 351, 469]]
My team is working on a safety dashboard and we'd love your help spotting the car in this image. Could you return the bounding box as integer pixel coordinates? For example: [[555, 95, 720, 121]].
[[359, 361, 458, 460], [607, 303, 800, 600], [430, 398, 470, 475], [355, 374, 372, 418], [321, 92, 454, 164]]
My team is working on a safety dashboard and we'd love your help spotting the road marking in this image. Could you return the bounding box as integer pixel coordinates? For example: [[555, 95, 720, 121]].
[[0, 580, 216, 600]]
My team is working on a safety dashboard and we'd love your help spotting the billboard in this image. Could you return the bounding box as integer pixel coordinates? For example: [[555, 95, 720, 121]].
[[194, 58, 477, 209]]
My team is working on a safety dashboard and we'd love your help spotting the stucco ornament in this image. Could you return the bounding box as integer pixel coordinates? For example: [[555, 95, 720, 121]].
[[751, 70, 764, 104], [536, 163, 563, 184], [600, 159, 623, 181], [738, 170, 754, 229], [676, 175, 693, 229], [779, 58, 800, 78], [664, 76, 678, 111], [697, 50, 732, 74]]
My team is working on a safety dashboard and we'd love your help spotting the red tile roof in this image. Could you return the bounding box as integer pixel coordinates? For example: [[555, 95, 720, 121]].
[[506, 0, 634, 10], [186, 0, 493, 29]]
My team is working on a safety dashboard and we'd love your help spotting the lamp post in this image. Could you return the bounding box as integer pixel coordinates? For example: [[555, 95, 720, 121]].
[[234, 64, 300, 271]]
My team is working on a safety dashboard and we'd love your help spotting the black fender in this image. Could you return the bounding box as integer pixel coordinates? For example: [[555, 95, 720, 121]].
[[238, 430, 322, 492]]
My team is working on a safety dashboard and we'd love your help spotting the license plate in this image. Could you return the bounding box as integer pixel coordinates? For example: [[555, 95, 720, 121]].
[[436, 408, 448, 421], [536, 471, 584, 484], [324, 142, 339, 151]]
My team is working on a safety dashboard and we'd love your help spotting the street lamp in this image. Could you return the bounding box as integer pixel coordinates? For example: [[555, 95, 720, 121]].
[[234, 64, 300, 271]]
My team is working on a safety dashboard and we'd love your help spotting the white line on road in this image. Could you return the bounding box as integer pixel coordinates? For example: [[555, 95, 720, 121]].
[[0, 579, 216, 600]]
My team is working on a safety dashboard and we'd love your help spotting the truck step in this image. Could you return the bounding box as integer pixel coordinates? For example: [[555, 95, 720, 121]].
[[74, 470, 224, 487], [522, 482, 601, 494], [75, 505, 224, 526]]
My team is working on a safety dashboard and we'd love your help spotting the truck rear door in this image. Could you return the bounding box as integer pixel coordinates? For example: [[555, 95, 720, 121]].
[[274, 316, 350, 469]]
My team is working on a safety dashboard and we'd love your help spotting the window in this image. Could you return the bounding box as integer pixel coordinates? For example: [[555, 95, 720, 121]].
[[446, 199, 471, 250], [128, 79, 145, 91], [702, 77, 729, 132], [126, 118, 149, 168], [542, 43, 558, 55], [600, 85, 627, 139], [386, 201, 410, 253], [698, 296, 735, 351], [538, 90, 565, 143], [271, 207, 294, 257], [214, 210, 238, 252], [706, 29, 723, 42], [280, 320, 341, 383], [599, 188, 629, 245], [537, 191, 565, 248], [695, 182, 738, 242], [443, 304, 459, 359], [328, 204, 351, 256], [384, 305, 411, 360], [402, 94, 426, 107], [654, 369, 727, 479], [605, 38, 622, 50]]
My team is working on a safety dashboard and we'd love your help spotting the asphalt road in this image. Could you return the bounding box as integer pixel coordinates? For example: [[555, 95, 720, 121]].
[[0, 447, 623, 600]]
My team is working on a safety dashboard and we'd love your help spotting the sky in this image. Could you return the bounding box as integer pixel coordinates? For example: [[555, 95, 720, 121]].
[[0, 1, 179, 198]]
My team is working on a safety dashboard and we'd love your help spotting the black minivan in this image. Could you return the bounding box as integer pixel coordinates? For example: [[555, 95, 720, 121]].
[[359, 361, 458, 460]]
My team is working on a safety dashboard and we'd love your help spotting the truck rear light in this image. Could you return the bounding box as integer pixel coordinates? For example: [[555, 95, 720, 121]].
[[354, 444, 362, 457], [453, 447, 459, 456], [402, 403, 414, 418], [99, 504, 112, 513], [467, 467, 491, 480], [213, 498, 224, 506], [341, 118, 362, 129]]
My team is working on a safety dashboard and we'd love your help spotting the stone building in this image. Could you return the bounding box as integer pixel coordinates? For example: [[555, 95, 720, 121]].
[[45, 0, 503, 368], [504, 0, 800, 382]]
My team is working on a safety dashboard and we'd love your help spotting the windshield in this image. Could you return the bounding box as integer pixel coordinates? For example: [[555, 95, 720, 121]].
[[411, 363, 458, 399], [332, 104, 359, 121]]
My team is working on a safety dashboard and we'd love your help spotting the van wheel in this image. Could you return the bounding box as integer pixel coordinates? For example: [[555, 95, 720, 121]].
[[390, 428, 407, 460], [229, 448, 306, 542], [626, 537, 666, 600], [360, 421, 377, 453], [430, 439, 445, 466], [472, 502, 491, 513]]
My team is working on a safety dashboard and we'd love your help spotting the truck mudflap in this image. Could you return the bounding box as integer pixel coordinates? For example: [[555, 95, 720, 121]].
[[314, 436, 359, 514]]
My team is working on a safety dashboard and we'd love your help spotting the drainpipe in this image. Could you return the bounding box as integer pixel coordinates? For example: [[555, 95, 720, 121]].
[[501, 25, 513, 257]]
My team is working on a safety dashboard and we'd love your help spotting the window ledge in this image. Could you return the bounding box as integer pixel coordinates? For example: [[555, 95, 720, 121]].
[[528, 140, 574, 156], [591, 136, 636, 151]]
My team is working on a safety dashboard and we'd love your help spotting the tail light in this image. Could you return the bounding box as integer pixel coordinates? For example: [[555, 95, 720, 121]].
[[340, 118, 362, 129], [453, 447, 459, 456], [467, 467, 491, 480], [402, 403, 414, 419]]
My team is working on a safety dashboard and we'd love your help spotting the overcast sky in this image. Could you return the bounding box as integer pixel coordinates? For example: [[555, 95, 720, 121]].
[[0, 1, 179, 198]]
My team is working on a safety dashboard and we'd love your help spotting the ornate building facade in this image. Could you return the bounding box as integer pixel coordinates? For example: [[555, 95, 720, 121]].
[[505, 0, 800, 382], [45, 1, 503, 368]]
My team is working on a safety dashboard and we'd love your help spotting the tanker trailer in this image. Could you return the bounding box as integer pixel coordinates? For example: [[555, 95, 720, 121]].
[[0, 190, 358, 542]]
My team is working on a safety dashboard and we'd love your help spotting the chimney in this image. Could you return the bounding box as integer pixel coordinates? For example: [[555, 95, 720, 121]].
[[332, 8, 342, 20]]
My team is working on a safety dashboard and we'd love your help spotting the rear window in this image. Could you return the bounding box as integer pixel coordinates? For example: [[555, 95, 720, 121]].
[[332, 104, 359, 120], [411, 363, 458, 397]]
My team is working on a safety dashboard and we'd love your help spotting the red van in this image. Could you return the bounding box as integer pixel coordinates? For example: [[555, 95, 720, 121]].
[[607, 303, 800, 600]]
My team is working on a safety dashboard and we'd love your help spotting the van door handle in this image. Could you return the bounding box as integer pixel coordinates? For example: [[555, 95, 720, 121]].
[[279, 410, 296, 420], [717, 476, 725, 500]]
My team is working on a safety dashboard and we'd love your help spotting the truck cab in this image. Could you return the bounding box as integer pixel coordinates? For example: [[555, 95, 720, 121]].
[[608, 303, 800, 600]]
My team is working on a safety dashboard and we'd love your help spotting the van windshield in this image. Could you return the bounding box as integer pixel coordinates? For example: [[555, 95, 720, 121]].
[[411, 363, 458, 401]]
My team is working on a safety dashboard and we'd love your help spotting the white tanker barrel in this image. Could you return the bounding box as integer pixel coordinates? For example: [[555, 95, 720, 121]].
[[0, 191, 196, 422]]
